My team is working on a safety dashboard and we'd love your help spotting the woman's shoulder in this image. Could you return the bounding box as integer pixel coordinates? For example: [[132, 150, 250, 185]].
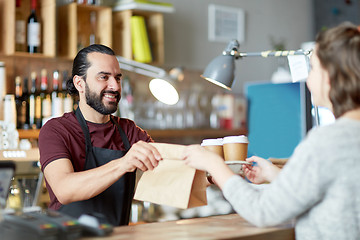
[[299, 118, 360, 159], [307, 117, 360, 140]]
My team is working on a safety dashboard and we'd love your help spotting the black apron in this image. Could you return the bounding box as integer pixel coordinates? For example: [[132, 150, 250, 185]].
[[59, 108, 136, 226]]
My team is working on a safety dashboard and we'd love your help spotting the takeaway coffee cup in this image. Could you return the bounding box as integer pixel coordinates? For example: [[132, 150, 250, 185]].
[[222, 135, 249, 161], [201, 138, 224, 158]]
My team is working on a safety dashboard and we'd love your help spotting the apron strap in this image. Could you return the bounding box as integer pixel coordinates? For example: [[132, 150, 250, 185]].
[[111, 116, 131, 151], [75, 107, 92, 153], [75, 107, 131, 152]]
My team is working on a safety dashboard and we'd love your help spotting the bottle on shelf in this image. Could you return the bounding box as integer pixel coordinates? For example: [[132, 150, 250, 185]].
[[22, 77, 30, 129], [35, 96, 42, 128], [62, 70, 74, 113], [15, 0, 26, 52], [27, 0, 41, 53], [51, 70, 64, 118], [40, 69, 52, 126], [89, 11, 97, 45], [15, 76, 26, 129], [29, 71, 37, 128]]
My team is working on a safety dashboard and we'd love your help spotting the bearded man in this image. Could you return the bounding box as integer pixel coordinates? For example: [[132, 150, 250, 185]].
[[39, 44, 161, 226]]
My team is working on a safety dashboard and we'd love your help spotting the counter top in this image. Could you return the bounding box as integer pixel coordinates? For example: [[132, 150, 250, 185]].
[[82, 214, 295, 240]]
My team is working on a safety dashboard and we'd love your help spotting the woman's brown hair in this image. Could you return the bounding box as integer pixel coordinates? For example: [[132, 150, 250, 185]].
[[316, 22, 360, 118]]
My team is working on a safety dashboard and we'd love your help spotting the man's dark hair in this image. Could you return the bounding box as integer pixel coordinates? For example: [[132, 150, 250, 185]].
[[66, 44, 116, 96]]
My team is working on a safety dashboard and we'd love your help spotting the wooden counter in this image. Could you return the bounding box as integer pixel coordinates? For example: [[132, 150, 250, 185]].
[[82, 214, 295, 240]]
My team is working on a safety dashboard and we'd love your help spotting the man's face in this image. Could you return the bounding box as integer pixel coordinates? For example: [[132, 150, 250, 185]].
[[84, 52, 122, 115]]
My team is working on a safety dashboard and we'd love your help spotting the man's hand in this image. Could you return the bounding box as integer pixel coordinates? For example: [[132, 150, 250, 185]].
[[44, 141, 162, 204], [120, 141, 162, 172]]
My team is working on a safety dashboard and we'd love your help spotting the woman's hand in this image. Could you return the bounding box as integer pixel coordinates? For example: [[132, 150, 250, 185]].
[[182, 145, 235, 189], [243, 156, 281, 184], [182, 145, 224, 172]]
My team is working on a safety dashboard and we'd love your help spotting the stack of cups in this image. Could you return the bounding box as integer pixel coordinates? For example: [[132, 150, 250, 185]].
[[201, 135, 249, 161], [201, 135, 249, 182]]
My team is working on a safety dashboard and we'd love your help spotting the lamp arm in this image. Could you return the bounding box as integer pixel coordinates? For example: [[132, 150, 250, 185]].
[[116, 56, 167, 79], [234, 49, 311, 58]]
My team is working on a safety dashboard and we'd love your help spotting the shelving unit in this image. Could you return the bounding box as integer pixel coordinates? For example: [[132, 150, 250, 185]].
[[112, 2, 175, 13], [0, 1, 241, 145], [0, 54, 72, 95], [57, 3, 112, 59], [112, 9, 165, 65], [0, 0, 56, 57]]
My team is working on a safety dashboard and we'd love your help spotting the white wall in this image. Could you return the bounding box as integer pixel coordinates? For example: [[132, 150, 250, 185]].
[[162, 0, 314, 93]]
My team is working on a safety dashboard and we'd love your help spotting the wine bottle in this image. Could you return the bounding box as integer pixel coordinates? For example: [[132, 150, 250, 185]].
[[27, 0, 41, 53], [40, 69, 52, 126], [29, 71, 37, 128], [22, 77, 30, 129], [15, 0, 26, 52], [89, 11, 97, 45], [62, 70, 74, 113], [15, 76, 26, 129], [51, 70, 64, 118]]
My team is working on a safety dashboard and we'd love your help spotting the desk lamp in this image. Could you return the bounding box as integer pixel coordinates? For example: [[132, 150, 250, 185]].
[[200, 39, 320, 126], [117, 56, 179, 105]]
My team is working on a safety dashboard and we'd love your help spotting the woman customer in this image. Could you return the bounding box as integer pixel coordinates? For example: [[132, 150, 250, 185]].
[[182, 22, 360, 239]]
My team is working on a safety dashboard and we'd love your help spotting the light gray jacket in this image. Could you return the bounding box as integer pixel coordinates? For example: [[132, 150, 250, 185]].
[[223, 117, 360, 240]]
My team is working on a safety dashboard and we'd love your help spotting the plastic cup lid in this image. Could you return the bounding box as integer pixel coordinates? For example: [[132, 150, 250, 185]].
[[201, 138, 223, 146], [222, 135, 249, 144]]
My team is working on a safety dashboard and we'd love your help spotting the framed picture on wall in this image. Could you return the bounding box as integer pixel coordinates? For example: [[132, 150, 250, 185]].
[[208, 4, 245, 43]]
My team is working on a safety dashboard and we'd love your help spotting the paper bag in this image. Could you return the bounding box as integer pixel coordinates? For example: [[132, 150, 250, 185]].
[[134, 143, 208, 209]]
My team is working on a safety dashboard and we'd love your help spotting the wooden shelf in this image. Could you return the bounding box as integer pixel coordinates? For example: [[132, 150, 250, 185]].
[[113, 2, 175, 13], [0, 54, 72, 95], [57, 3, 112, 59], [18, 129, 41, 139], [0, 0, 56, 56], [112, 9, 165, 64]]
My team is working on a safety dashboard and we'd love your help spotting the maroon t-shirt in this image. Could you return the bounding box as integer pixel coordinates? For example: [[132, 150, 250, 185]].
[[38, 112, 153, 210]]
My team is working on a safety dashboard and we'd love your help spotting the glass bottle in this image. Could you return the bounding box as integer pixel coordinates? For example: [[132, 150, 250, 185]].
[[89, 11, 97, 45], [29, 71, 37, 128], [51, 70, 64, 118], [15, 76, 26, 129], [62, 70, 74, 113], [40, 69, 52, 126], [27, 0, 41, 53], [15, 0, 26, 52]]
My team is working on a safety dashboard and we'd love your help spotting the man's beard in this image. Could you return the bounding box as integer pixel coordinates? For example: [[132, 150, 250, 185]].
[[85, 83, 120, 115]]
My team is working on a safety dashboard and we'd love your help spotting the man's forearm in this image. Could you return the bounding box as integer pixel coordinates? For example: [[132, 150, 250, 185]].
[[44, 158, 127, 204]]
